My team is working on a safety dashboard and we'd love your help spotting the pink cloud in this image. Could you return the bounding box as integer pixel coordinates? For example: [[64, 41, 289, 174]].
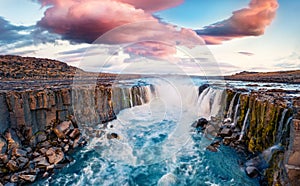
[[196, 0, 279, 44], [119, 0, 183, 12], [37, 0, 202, 59]]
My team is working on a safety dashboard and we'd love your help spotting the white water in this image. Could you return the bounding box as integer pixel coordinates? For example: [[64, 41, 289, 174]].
[[196, 87, 225, 120], [227, 93, 237, 119], [239, 108, 250, 141], [276, 109, 288, 143], [233, 96, 240, 126], [37, 78, 259, 186]]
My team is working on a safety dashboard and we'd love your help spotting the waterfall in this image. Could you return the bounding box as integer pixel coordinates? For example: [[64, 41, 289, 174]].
[[239, 108, 250, 141], [233, 96, 240, 126], [276, 109, 288, 143], [227, 93, 237, 119], [196, 87, 225, 120]]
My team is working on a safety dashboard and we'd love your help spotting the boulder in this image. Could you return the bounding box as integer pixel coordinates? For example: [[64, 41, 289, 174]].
[[107, 133, 119, 140], [16, 157, 29, 169], [36, 157, 50, 168], [18, 174, 36, 183], [206, 145, 218, 152], [46, 148, 64, 164], [219, 128, 233, 138], [192, 118, 208, 128], [53, 121, 72, 139], [6, 160, 19, 172], [12, 148, 27, 157]]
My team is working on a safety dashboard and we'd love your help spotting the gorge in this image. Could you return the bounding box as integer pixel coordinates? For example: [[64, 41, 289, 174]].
[[0, 56, 299, 185]]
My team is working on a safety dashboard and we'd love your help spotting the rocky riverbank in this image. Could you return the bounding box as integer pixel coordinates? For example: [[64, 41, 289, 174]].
[[0, 118, 87, 185], [193, 85, 299, 185]]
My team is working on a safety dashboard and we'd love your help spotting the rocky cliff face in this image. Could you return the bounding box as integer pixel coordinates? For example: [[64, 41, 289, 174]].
[[222, 88, 297, 185], [0, 84, 152, 134]]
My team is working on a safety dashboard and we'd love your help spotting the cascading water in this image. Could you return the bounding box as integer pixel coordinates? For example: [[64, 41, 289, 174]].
[[227, 93, 237, 119], [233, 97, 240, 126], [35, 78, 259, 186], [239, 108, 250, 141], [276, 109, 288, 143]]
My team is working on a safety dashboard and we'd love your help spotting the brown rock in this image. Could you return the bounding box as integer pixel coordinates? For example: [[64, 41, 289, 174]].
[[19, 174, 36, 182], [69, 128, 80, 139], [6, 160, 19, 172], [0, 154, 8, 164], [53, 121, 72, 139], [206, 145, 218, 152], [46, 148, 64, 164], [0, 137, 7, 154], [36, 157, 50, 168], [12, 148, 27, 157]]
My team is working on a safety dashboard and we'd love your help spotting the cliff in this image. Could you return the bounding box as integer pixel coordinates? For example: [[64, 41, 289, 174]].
[[221, 87, 298, 185]]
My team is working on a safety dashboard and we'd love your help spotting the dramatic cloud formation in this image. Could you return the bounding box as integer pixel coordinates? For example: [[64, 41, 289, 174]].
[[36, 0, 201, 59], [196, 0, 279, 44], [37, 0, 184, 43]]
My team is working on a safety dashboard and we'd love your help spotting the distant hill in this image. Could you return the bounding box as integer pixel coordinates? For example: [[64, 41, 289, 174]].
[[0, 55, 86, 80], [225, 70, 300, 84]]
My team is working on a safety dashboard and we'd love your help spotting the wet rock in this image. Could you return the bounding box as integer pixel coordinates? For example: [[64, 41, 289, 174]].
[[219, 128, 233, 138], [18, 174, 36, 183], [0, 136, 7, 154], [69, 128, 80, 139], [192, 118, 208, 128], [46, 148, 64, 164], [42, 172, 49, 178], [245, 166, 260, 178], [107, 133, 120, 140], [53, 121, 72, 139], [223, 118, 232, 124], [6, 160, 19, 172], [211, 140, 221, 148], [223, 137, 233, 146], [198, 84, 209, 96], [206, 145, 218, 152], [205, 125, 218, 138], [12, 148, 27, 157]]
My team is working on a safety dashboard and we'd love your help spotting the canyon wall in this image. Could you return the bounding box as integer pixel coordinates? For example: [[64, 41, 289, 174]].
[[0, 84, 152, 134], [223, 88, 297, 185]]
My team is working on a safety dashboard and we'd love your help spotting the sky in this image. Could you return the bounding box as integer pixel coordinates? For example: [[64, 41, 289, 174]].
[[0, 0, 299, 75]]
